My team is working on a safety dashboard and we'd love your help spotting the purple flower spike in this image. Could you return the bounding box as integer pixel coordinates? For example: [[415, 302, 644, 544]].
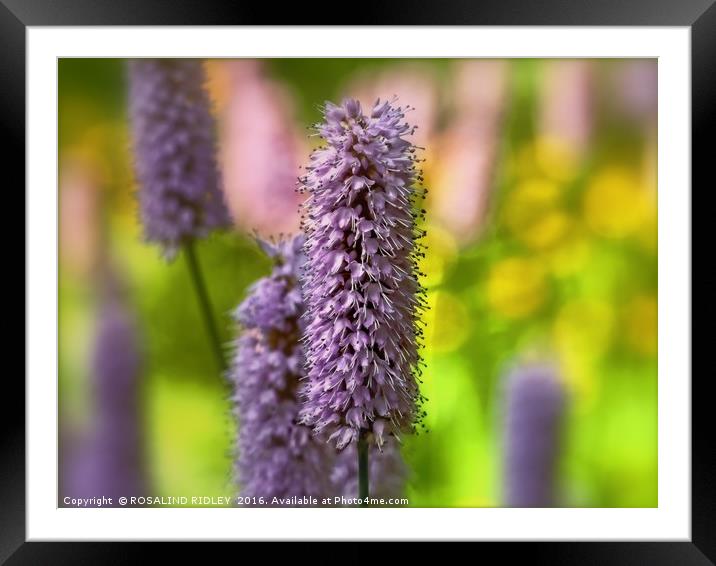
[[298, 98, 427, 450], [331, 439, 407, 503], [65, 287, 147, 504], [128, 59, 231, 258], [503, 363, 566, 507], [231, 235, 332, 503]]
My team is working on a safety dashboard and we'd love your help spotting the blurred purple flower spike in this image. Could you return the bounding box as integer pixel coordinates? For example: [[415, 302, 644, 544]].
[[616, 60, 658, 125], [230, 235, 332, 503], [298, 98, 427, 450], [503, 363, 566, 507], [65, 273, 147, 504], [128, 59, 231, 258]]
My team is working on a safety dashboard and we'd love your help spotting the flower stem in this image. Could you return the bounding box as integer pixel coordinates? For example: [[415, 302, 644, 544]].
[[183, 240, 227, 374], [358, 432, 369, 507]]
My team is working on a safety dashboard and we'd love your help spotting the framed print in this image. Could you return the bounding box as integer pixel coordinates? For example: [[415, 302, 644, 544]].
[[9, 0, 709, 562]]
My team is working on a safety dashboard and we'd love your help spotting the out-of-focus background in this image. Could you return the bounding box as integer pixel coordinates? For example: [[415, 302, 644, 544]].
[[58, 58, 657, 507]]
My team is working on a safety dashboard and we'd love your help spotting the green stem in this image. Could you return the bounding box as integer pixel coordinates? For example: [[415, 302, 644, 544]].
[[358, 432, 369, 507], [183, 240, 227, 374]]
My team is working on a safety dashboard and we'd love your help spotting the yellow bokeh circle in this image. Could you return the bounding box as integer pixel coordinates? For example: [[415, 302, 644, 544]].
[[486, 257, 548, 319]]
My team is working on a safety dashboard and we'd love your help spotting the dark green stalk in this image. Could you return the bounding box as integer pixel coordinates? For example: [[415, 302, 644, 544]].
[[183, 240, 227, 374], [358, 432, 369, 507]]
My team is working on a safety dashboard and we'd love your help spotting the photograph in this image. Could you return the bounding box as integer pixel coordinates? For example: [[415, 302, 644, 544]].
[[57, 56, 659, 510]]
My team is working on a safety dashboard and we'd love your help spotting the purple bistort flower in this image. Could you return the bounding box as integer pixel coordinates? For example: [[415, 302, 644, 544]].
[[128, 59, 231, 257], [231, 235, 332, 502], [503, 363, 566, 507], [331, 438, 407, 502], [66, 279, 147, 504], [299, 98, 427, 450]]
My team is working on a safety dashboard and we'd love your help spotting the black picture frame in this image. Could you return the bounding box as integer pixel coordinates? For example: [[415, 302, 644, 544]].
[[9, 0, 708, 561]]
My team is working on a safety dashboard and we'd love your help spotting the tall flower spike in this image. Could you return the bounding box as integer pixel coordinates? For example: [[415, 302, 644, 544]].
[[221, 60, 306, 237], [431, 60, 509, 244], [331, 438, 407, 503], [299, 98, 427, 450], [66, 271, 147, 504], [230, 235, 332, 502], [128, 59, 231, 258], [503, 363, 566, 507], [539, 60, 593, 158]]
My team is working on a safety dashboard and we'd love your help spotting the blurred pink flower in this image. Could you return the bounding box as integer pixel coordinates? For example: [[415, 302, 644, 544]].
[[539, 60, 594, 155], [431, 60, 510, 245], [344, 64, 439, 148], [220, 60, 305, 236], [453, 59, 508, 128], [59, 155, 101, 278], [616, 59, 657, 124]]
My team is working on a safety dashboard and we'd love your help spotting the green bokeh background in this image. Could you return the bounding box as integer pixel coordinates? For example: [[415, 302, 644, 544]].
[[58, 58, 657, 507]]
